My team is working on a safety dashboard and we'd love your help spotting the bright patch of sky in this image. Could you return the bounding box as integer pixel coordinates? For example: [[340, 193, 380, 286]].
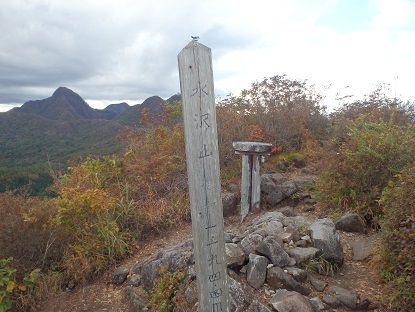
[[318, 0, 371, 32], [0, 104, 21, 112]]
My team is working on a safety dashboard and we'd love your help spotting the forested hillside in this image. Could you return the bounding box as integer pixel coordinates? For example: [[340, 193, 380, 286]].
[[0, 88, 170, 195]]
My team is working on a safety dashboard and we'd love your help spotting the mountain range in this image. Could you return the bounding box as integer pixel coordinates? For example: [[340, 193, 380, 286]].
[[0, 87, 181, 194]]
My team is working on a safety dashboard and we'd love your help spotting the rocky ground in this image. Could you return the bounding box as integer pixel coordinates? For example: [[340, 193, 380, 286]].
[[41, 167, 386, 312]]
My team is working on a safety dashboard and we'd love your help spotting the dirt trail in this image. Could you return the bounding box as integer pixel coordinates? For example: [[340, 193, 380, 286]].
[[41, 169, 387, 312], [40, 223, 193, 312]]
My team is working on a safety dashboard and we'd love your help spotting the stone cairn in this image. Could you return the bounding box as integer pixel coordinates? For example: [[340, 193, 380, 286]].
[[115, 172, 379, 311]]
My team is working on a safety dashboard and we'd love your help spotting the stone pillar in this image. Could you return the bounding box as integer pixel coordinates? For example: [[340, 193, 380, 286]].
[[233, 141, 272, 220]]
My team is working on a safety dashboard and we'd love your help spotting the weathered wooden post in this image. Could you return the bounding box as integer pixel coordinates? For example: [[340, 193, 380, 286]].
[[233, 142, 272, 220], [178, 39, 229, 312]]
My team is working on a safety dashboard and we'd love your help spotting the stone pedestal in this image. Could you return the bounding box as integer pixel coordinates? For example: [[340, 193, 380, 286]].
[[233, 141, 272, 220]]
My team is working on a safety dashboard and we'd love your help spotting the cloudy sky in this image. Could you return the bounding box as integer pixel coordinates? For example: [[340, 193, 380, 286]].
[[0, 0, 414, 111]]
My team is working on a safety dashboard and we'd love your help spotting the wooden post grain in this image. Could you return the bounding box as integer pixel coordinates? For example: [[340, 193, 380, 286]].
[[178, 40, 229, 312], [251, 155, 261, 210], [240, 154, 250, 220]]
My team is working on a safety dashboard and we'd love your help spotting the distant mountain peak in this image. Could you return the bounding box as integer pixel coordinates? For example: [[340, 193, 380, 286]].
[[104, 102, 130, 114], [16, 87, 114, 121], [115, 95, 166, 126], [167, 94, 181, 103], [52, 86, 76, 97], [141, 95, 164, 105]]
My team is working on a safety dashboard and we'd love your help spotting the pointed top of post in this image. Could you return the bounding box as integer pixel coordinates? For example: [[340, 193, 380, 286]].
[[179, 38, 211, 56]]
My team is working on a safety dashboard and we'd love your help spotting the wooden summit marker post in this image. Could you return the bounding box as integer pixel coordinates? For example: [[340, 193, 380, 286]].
[[178, 40, 229, 311]]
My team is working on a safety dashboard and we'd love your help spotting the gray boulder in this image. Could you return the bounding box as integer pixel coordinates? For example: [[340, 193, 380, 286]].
[[323, 285, 358, 309], [126, 274, 141, 287], [281, 181, 297, 197], [282, 216, 311, 231], [266, 267, 311, 296], [225, 243, 246, 268], [309, 297, 325, 312], [229, 276, 253, 311], [240, 233, 264, 255], [291, 175, 316, 191], [334, 213, 366, 233], [255, 236, 293, 267], [295, 240, 308, 247], [246, 300, 272, 312], [309, 218, 344, 266], [243, 215, 285, 239], [138, 259, 162, 291], [184, 280, 198, 307], [247, 254, 269, 289], [262, 173, 287, 185], [252, 211, 285, 226], [225, 232, 237, 243], [123, 286, 148, 311], [261, 174, 286, 206], [308, 275, 327, 292], [277, 206, 296, 217], [278, 232, 294, 243], [112, 265, 130, 285], [286, 247, 320, 265], [352, 236, 376, 261], [284, 267, 307, 282], [270, 289, 314, 312], [263, 191, 285, 207], [261, 220, 285, 237], [135, 240, 193, 290], [283, 226, 301, 242]]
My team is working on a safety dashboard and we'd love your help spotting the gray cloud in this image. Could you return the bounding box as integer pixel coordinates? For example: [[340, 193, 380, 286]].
[[3, 0, 413, 109], [0, 0, 255, 105]]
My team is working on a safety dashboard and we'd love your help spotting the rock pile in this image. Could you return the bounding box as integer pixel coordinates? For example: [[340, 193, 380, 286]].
[[112, 173, 379, 311]]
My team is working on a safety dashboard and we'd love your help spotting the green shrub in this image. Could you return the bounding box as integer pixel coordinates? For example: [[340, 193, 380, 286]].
[[54, 187, 132, 282], [378, 165, 415, 311], [0, 258, 45, 312], [328, 87, 414, 149], [263, 151, 306, 172], [315, 122, 415, 225], [303, 255, 339, 276], [0, 258, 15, 312], [149, 267, 185, 312]]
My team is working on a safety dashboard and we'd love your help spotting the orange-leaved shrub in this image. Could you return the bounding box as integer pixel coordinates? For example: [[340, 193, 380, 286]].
[[120, 123, 190, 234], [377, 165, 415, 311], [0, 192, 68, 310], [0, 193, 66, 275], [53, 187, 132, 282], [327, 86, 414, 149], [315, 122, 415, 225], [315, 89, 415, 310], [51, 123, 189, 281], [0, 103, 191, 309], [217, 75, 328, 172]]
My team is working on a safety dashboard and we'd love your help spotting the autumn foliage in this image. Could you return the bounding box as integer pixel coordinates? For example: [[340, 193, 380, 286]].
[[217, 75, 327, 164], [0, 75, 414, 311]]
